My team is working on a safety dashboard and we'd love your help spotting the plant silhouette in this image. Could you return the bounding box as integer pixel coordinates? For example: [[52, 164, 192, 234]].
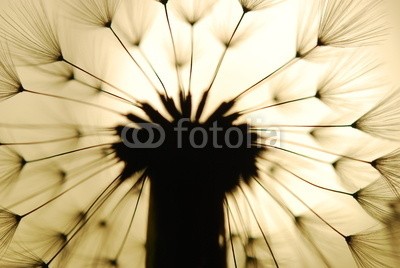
[[0, 0, 399, 267]]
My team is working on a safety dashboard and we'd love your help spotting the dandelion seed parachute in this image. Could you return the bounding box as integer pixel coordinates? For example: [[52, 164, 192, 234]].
[[0, 1, 62, 64], [0, 45, 23, 101], [315, 51, 386, 110], [372, 148, 400, 194], [353, 89, 400, 141], [0, 0, 399, 267], [354, 177, 400, 223], [64, 0, 121, 28], [346, 227, 399, 268], [0, 209, 20, 256], [318, 0, 387, 47]]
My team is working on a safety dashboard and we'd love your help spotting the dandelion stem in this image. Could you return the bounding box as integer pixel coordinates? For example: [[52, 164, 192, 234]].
[[146, 175, 227, 267]]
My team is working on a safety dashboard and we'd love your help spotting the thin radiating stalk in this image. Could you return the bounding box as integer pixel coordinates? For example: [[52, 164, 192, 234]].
[[23, 89, 124, 116], [109, 27, 168, 97], [188, 26, 195, 95], [26, 143, 113, 163], [62, 58, 140, 106], [268, 172, 347, 239], [163, 4, 184, 97], [225, 198, 238, 268], [238, 186, 279, 267], [237, 95, 315, 116], [208, 12, 246, 93]]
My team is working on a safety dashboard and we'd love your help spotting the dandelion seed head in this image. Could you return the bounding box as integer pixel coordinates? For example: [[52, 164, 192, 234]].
[[0, 0, 398, 267]]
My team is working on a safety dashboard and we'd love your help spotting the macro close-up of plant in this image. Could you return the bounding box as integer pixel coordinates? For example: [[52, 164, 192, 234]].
[[0, 0, 400, 267]]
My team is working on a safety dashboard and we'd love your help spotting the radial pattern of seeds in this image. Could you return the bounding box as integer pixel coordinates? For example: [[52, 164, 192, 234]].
[[0, 0, 399, 268]]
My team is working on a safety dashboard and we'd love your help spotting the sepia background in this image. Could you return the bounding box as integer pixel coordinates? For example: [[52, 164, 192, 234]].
[[0, 0, 399, 267]]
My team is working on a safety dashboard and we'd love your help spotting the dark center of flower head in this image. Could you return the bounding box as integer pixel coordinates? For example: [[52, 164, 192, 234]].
[[113, 92, 264, 192], [112, 92, 265, 267]]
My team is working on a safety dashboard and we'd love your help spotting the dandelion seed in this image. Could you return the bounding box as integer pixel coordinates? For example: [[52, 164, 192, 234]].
[[66, 0, 121, 28], [0, 147, 25, 195], [319, 0, 387, 47], [353, 177, 400, 223], [37, 64, 75, 84], [0, 246, 48, 268], [0, 1, 62, 64], [0, 209, 21, 256], [346, 227, 399, 268], [17, 226, 68, 260], [371, 147, 400, 194], [353, 89, 400, 141], [332, 156, 378, 190], [316, 50, 386, 110], [296, 0, 323, 57], [0, 45, 23, 101]]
